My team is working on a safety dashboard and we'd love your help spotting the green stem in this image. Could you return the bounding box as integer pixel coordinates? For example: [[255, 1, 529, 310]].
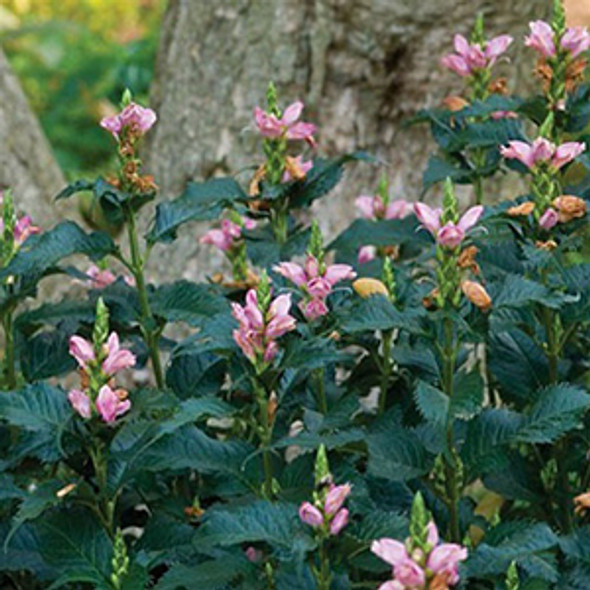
[[89, 442, 116, 538], [317, 537, 331, 590], [315, 368, 328, 414], [125, 207, 164, 389], [378, 329, 393, 414], [253, 378, 274, 499], [442, 317, 461, 543], [474, 174, 484, 207], [271, 202, 289, 245], [3, 308, 16, 389]]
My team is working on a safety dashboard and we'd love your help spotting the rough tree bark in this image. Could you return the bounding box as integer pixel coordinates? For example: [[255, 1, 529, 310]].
[[0, 48, 65, 221], [145, 0, 550, 281]]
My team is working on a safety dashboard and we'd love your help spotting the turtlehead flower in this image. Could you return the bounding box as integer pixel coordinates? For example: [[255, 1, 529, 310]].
[[69, 336, 95, 369], [102, 332, 136, 375], [414, 203, 483, 248], [539, 207, 559, 230], [372, 519, 468, 589], [525, 20, 590, 59], [273, 255, 356, 320], [254, 100, 316, 144], [68, 389, 92, 419], [200, 217, 256, 253], [355, 194, 412, 221], [441, 33, 512, 77], [299, 481, 351, 537], [231, 289, 296, 364], [100, 102, 157, 138], [96, 384, 131, 423], [13, 215, 41, 246], [500, 138, 586, 171], [358, 245, 377, 264]]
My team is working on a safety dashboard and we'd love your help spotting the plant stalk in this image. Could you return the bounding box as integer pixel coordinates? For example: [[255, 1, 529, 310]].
[[379, 329, 393, 414], [3, 308, 16, 389], [315, 367, 328, 414]]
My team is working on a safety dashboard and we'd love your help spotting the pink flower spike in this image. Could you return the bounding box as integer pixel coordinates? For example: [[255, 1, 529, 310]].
[[96, 385, 131, 423], [329, 508, 349, 535], [552, 141, 586, 169], [561, 26, 590, 58], [299, 502, 324, 527], [69, 336, 95, 368], [102, 332, 136, 375], [118, 103, 157, 134], [254, 107, 283, 138], [427, 543, 468, 585], [358, 245, 377, 264], [539, 207, 559, 229], [68, 389, 92, 419], [457, 205, 484, 232], [525, 20, 556, 57], [324, 483, 352, 515], [324, 264, 356, 287], [273, 262, 307, 287], [414, 203, 442, 235]]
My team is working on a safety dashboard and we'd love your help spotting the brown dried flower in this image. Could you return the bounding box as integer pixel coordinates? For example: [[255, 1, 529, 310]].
[[461, 280, 492, 311]]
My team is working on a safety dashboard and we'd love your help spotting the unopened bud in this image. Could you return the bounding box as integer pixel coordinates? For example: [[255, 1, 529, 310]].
[[353, 278, 388, 298], [461, 280, 492, 311]]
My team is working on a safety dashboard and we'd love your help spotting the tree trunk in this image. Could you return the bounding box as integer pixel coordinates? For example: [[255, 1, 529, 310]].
[[0, 48, 65, 222], [145, 0, 550, 281]]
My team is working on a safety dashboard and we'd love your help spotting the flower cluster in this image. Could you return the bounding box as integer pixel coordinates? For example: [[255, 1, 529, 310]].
[[299, 482, 351, 536], [231, 275, 296, 370], [100, 101, 157, 140], [254, 100, 316, 146], [83, 264, 135, 289], [441, 33, 512, 77], [200, 215, 256, 253], [0, 191, 41, 258], [355, 194, 412, 222], [274, 222, 356, 320], [500, 138, 586, 171], [67, 299, 136, 423], [372, 493, 468, 589], [414, 203, 483, 249], [526, 20, 590, 59]]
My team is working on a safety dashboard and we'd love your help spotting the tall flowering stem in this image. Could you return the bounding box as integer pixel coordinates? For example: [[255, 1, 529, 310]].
[[299, 446, 351, 590], [231, 272, 297, 498], [0, 191, 41, 389], [414, 179, 488, 542], [101, 91, 164, 389]]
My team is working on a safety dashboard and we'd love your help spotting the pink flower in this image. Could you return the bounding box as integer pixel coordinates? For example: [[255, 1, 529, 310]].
[[69, 335, 95, 369], [552, 142, 587, 169], [329, 508, 349, 535], [299, 502, 324, 527], [245, 547, 263, 563], [324, 483, 352, 515], [426, 521, 439, 546], [300, 298, 329, 321], [491, 110, 518, 120], [232, 289, 296, 364], [501, 138, 585, 170], [358, 245, 377, 264], [427, 543, 468, 585], [68, 389, 92, 419], [274, 262, 307, 287], [414, 203, 483, 248], [100, 102, 157, 138], [441, 33, 512, 77], [200, 216, 255, 253], [254, 101, 316, 144], [372, 539, 426, 588], [377, 582, 405, 590], [539, 207, 559, 229], [441, 53, 472, 77], [355, 195, 412, 221], [95, 385, 131, 423], [324, 264, 356, 286], [485, 35, 513, 63], [525, 21, 556, 57], [102, 332, 136, 375], [86, 265, 117, 289], [561, 26, 590, 57], [13, 215, 41, 246]]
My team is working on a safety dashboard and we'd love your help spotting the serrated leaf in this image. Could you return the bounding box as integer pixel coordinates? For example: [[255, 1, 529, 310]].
[[516, 383, 590, 444], [148, 177, 247, 243], [451, 370, 484, 420], [166, 349, 227, 399], [0, 221, 116, 280], [20, 329, 76, 381], [414, 381, 448, 427]]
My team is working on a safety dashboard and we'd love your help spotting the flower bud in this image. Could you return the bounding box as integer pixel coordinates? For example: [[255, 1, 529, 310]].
[[461, 280, 492, 311], [507, 201, 535, 217], [442, 96, 469, 112], [353, 278, 389, 298]]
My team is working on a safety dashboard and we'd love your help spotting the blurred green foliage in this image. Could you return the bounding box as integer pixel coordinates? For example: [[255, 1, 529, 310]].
[[1, 0, 165, 177]]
